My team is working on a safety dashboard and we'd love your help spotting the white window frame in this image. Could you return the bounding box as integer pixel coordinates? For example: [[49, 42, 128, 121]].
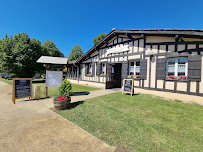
[[101, 63, 106, 74], [129, 61, 140, 75], [166, 57, 188, 76], [88, 64, 92, 74]]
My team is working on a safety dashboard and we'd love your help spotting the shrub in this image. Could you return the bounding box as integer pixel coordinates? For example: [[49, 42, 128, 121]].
[[54, 93, 63, 101], [58, 79, 73, 97]]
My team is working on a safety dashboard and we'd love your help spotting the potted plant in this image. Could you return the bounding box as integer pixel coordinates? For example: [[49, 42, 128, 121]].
[[127, 75, 132, 79], [133, 75, 140, 79], [53, 94, 71, 110], [176, 76, 182, 80], [179, 75, 188, 80], [168, 75, 176, 79], [100, 73, 107, 77], [53, 79, 72, 110], [87, 74, 92, 77]]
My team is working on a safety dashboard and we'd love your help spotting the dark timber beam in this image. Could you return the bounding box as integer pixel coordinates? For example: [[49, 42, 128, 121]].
[[116, 30, 203, 36], [178, 47, 203, 53], [126, 33, 132, 39], [180, 38, 185, 42], [175, 35, 179, 52], [146, 41, 203, 45]]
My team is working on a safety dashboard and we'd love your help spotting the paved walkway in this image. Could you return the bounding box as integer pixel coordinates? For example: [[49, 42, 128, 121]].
[[134, 88, 203, 105], [0, 81, 117, 152]]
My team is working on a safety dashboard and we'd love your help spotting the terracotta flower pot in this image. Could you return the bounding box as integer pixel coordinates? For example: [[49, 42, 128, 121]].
[[53, 97, 71, 110]]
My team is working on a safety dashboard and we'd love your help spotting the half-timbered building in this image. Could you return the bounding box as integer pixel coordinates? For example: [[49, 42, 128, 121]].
[[67, 29, 203, 96]]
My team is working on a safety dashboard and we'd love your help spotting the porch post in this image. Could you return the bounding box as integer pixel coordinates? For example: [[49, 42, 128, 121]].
[[72, 66, 73, 78], [77, 66, 79, 83]]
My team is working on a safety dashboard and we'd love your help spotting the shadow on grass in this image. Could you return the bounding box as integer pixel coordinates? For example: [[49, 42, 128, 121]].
[[16, 96, 51, 102], [122, 92, 140, 96], [69, 101, 84, 109], [32, 79, 45, 83], [72, 92, 90, 96]]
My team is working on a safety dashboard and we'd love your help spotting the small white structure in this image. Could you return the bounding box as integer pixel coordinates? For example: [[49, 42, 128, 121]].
[[37, 56, 68, 65]]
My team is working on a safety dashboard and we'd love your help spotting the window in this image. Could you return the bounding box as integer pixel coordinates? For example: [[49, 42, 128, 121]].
[[88, 64, 92, 74], [129, 61, 140, 75], [101, 63, 106, 74], [167, 58, 188, 76]]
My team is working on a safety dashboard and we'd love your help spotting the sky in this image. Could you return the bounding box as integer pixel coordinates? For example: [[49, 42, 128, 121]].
[[0, 0, 203, 56]]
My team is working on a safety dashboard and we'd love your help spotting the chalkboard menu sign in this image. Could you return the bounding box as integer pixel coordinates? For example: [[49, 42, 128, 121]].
[[12, 78, 33, 104], [122, 79, 134, 96]]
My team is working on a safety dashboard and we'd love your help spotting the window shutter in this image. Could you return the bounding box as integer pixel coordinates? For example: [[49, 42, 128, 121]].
[[157, 58, 166, 80], [85, 64, 88, 76], [122, 62, 128, 78], [96, 63, 101, 76], [140, 59, 147, 79], [188, 55, 201, 81], [106, 63, 112, 77], [92, 63, 95, 76]]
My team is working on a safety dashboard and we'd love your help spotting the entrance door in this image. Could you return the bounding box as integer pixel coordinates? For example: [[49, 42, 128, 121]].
[[105, 63, 114, 89], [113, 63, 122, 88], [105, 63, 122, 89]]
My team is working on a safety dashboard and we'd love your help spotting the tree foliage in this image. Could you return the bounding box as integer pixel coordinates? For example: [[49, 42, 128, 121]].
[[93, 33, 107, 45], [42, 40, 64, 57], [58, 79, 73, 96], [68, 44, 83, 61], [0, 33, 64, 78]]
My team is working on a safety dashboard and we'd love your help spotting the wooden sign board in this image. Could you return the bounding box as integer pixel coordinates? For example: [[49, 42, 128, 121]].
[[122, 79, 134, 96], [12, 78, 33, 104]]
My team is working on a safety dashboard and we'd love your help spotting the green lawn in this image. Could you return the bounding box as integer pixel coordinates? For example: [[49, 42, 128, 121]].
[[1, 79, 100, 97], [54, 92, 203, 152], [32, 82, 100, 97], [1, 78, 13, 85]]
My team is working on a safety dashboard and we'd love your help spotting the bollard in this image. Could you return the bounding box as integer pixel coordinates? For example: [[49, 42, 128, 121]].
[[34, 85, 41, 100]]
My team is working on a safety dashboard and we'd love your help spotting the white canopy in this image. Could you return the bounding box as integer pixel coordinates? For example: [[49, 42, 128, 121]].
[[37, 56, 68, 65]]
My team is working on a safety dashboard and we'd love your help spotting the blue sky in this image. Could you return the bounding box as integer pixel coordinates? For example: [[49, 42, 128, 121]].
[[0, 0, 202, 56]]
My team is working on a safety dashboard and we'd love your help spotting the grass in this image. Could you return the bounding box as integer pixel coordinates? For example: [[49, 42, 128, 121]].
[[0, 78, 100, 97], [32, 82, 100, 97], [53, 92, 203, 152], [1, 78, 13, 85]]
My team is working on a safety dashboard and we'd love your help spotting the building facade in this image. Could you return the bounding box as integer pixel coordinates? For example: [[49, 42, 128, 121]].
[[67, 29, 203, 96]]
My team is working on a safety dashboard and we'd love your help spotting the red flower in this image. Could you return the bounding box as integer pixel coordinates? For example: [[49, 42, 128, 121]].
[[56, 96, 68, 101]]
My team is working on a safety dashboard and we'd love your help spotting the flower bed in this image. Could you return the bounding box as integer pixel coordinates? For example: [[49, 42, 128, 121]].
[[55, 96, 70, 101], [127, 75, 140, 79], [166, 75, 188, 80]]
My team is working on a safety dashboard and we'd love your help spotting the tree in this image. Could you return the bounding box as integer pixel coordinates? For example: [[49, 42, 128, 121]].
[[42, 40, 64, 57], [0, 33, 64, 78], [68, 44, 83, 61], [93, 33, 107, 45]]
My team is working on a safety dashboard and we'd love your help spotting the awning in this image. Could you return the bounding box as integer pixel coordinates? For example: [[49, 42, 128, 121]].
[[36, 56, 68, 65]]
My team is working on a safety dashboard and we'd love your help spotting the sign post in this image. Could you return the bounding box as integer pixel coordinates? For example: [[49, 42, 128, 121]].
[[12, 78, 33, 104], [122, 79, 134, 96]]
